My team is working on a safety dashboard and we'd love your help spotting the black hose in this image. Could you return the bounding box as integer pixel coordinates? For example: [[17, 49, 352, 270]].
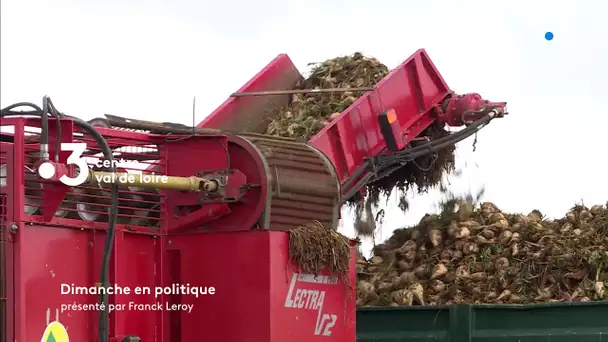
[[375, 113, 494, 169], [1, 98, 117, 342], [0, 102, 42, 113], [396, 114, 491, 159], [46, 98, 63, 162], [41, 98, 50, 156], [342, 113, 495, 201], [1, 102, 48, 153], [65, 115, 117, 342]]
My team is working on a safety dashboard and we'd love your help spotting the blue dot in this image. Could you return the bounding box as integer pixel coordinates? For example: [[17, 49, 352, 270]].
[[545, 32, 554, 41]]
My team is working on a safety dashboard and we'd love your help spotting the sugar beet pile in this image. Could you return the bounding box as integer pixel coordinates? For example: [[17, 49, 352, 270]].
[[357, 201, 608, 306], [263, 53, 456, 236]]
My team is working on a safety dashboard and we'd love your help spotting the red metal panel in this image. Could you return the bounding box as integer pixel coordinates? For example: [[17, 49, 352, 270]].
[[111, 232, 160, 340], [269, 232, 357, 341], [170, 231, 272, 341], [169, 230, 356, 342], [309, 49, 451, 183], [20, 226, 94, 341], [199, 54, 303, 133], [13, 227, 161, 341]]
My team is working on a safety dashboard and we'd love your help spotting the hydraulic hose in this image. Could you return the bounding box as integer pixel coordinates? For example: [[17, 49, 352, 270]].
[[341, 111, 496, 201], [1, 102, 49, 159], [46, 97, 63, 162], [374, 111, 495, 169], [1, 98, 117, 342], [64, 114, 117, 342]]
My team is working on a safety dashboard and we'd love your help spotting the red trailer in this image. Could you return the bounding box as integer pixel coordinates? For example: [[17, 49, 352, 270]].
[[0, 49, 506, 341]]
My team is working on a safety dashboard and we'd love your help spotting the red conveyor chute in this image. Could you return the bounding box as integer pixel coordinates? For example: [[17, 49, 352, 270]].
[[199, 49, 506, 198], [308, 50, 452, 183]]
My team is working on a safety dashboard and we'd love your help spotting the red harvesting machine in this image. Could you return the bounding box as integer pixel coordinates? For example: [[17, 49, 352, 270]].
[[0, 49, 506, 342]]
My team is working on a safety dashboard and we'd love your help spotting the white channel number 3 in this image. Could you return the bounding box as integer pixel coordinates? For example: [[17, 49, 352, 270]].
[[38, 143, 90, 187]]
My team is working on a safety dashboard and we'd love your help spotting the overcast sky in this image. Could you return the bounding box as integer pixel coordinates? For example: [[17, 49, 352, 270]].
[[2, 0, 606, 253]]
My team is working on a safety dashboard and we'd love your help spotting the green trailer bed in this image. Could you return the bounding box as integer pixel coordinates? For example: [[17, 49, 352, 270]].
[[357, 302, 608, 342]]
